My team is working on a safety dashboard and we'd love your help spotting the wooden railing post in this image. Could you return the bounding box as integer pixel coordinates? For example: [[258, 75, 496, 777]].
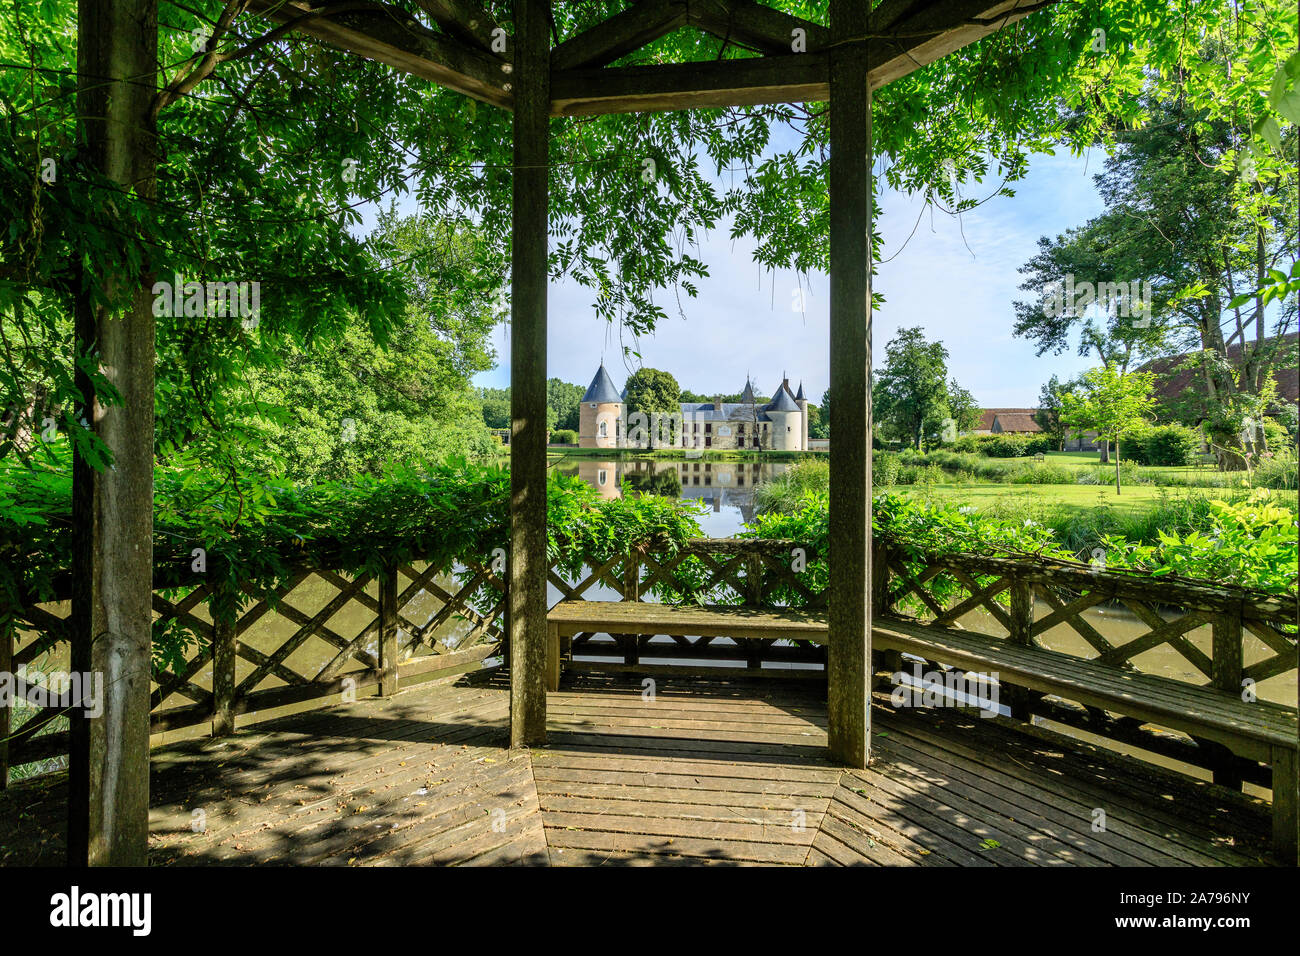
[[872, 540, 901, 683], [745, 549, 764, 668], [210, 587, 237, 738], [1, 615, 11, 788], [1005, 576, 1036, 720], [622, 554, 640, 665], [1209, 608, 1245, 788], [379, 564, 399, 697]]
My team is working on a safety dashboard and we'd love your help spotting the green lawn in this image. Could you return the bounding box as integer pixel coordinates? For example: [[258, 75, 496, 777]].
[[1042, 450, 1219, 481], [893, 482, 1189, 515]]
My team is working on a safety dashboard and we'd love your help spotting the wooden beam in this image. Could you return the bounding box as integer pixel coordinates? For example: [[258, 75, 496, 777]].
[[866, 0, 1052, 90], [686, 0, 829, 55], [508, 0, 549, 748], [246, 0, 513, 108], [550, 0, 688, 71], [414, 0, 508, 56], [550, 0, 1055, 116], [826, 0, 872, 769], [68, 0, 157, 866], [551, 52, 828, 116]]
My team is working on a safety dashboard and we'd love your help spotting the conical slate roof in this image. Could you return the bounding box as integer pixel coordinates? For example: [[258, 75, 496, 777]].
[[795, 380, 806, 401], [767, 385, 800, 412], [740, 378, 757, 405], [582, 364, 623, 404]]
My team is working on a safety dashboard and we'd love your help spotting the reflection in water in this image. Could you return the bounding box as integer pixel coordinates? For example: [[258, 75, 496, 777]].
[[555, 458, 792, 536]]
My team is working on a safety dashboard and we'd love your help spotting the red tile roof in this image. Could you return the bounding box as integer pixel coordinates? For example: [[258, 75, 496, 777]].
[[976, 408, 1038, 431], [991, 413, 1043, 434], [1137, 334, 1298, 414]]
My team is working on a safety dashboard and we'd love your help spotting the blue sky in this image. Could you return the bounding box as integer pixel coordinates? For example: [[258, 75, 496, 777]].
[[363, 130, 1113, 408], [468, 143, 1111, 408]]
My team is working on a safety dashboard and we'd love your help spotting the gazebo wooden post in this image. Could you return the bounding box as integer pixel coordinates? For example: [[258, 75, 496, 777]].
[[826, 0, 873, 768], [508, 0, 551, 747], [66, 0, 159, 865]]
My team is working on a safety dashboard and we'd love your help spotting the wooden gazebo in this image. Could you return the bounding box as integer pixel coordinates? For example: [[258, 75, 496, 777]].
[[71, 0, 1058, 864]]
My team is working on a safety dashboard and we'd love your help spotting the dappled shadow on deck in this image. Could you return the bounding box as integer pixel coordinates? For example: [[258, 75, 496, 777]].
[[0, 672, 1279, 866]]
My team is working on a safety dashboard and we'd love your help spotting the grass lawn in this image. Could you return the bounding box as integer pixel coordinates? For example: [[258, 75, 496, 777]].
[[1042, 450, 1220, 482], [893, 482, 1187, 514], [891, 480, 1291, 516]]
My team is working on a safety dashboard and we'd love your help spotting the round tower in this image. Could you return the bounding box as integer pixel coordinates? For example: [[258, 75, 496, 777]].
[[765, 383, 802, 451], [579, 364, 624, 449], [794, 380, 809, 451]]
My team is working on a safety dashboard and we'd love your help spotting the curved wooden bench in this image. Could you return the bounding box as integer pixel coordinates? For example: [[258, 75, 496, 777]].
[[545, 599, 1298, 861]]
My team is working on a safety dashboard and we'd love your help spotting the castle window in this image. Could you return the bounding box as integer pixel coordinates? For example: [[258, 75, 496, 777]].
[[598, 421, 607, 437], [705, 423, 712, 434]]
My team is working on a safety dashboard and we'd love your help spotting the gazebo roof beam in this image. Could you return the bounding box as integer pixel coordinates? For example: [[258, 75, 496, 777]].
[[685, 0, 829, 55], [551, 0, 1054, 116], [246, 0, 513, 108], [550, 0, 689, 71], [413, 0, 509, 56], [551, 52, 828, 116], [867, 0, 1053, 89]]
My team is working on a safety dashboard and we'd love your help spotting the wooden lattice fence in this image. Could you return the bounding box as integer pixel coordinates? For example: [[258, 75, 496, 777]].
[[3, 537, 1295, 789]]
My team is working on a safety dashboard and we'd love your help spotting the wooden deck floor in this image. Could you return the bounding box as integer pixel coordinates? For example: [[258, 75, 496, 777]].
[[0, 672, 1280, 866]]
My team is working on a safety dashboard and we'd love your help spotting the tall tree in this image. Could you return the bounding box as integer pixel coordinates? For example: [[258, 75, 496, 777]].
[[1013, 12, 1298, 470], [873, 327, 961, 451], [1061, 365, 1156, 493], [623, 367, 680, 449], [1035, 375, 1074, 451], [547, 378, 585, 432]]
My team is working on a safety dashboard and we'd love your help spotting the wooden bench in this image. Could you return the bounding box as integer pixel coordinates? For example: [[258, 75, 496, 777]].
[[546, 601, 829, 689], [545, 599, 1299, 861]]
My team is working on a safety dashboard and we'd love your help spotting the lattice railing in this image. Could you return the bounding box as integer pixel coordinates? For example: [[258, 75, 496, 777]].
[[875, 546, 1297, 784], [3, 535, 1295, 787], [1, 558, 505, 782]]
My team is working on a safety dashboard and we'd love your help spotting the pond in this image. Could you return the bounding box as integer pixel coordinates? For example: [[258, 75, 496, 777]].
[[549, 456, 791, 537]]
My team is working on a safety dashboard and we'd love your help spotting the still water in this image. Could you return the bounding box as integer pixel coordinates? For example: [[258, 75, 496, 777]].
[[549, 457, 791, 537]]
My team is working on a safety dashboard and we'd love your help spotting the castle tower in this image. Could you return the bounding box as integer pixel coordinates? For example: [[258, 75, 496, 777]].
[[795, 380, 809, 451], [765, 382, 802, 451], [579, 364, 624, 449]]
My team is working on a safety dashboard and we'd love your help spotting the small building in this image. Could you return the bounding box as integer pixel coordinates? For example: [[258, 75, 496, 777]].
[[973, 408, 1043, 436]]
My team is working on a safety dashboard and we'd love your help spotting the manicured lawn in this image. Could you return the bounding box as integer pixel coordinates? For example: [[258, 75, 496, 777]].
[[892, 480, 1288, 516], [1042, 450, 1219, 481], [892, 482, 1184, 514]]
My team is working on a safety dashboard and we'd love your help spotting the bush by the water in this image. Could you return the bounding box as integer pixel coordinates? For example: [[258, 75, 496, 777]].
[[551, 428, 578, 444]]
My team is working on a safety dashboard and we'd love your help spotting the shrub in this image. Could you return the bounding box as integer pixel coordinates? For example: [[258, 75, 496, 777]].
[[980, 434, 1030, 458], [1008, 463, 1074, 484], [951, 435, 981, 454], [1024, 436, 1056, 456], [550, 429, 578, 445], [1117, 428, 1153, 465], [1253, 451, 1299, 490], [1143, 425, 1199, 466]]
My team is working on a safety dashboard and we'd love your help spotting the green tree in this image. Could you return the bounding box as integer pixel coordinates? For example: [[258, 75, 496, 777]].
[[807, 402, 828, 440], [1060, 366, 1156, 493], [874, 328, 960, 451], [1013, 21, 1298, 470], [479, 387, 511, 430], [1035, 375, 1074, 451], [624, 367, 680, 449], [945, 381, 981, 439], [242, 312, 497, 482], [547, 378, 585, 432]]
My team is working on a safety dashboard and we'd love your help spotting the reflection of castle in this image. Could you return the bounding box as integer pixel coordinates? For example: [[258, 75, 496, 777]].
[[574, 460, 788, 523], [579, 364, 810, 451]]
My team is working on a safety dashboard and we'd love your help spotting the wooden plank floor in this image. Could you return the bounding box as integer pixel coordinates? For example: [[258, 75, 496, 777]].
[[0, 672, 1280, 866]]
